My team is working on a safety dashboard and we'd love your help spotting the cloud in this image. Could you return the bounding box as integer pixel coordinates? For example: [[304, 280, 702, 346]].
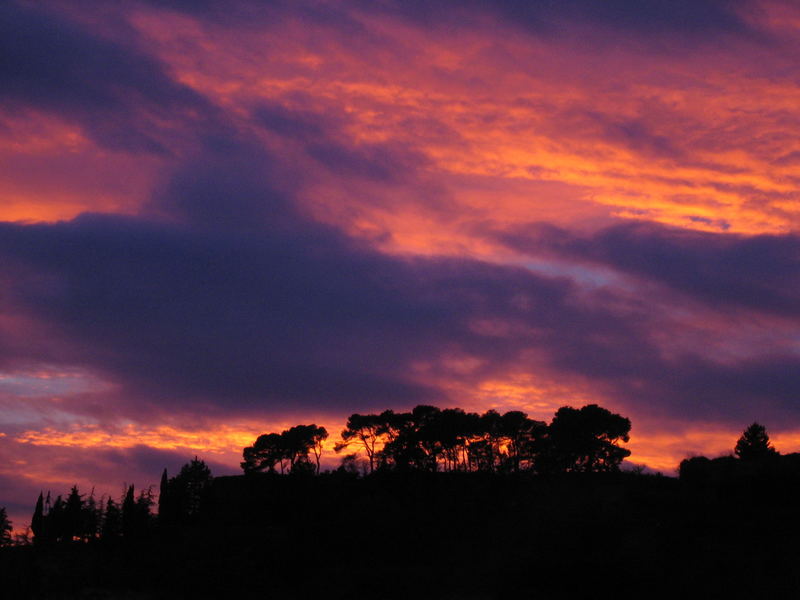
[[251, 101, 430, 184], [357, 0, 759, 43], [0, 117, 655, 419], [2, 201, 800, 431], [494, 221, 800, 317], [0, 211, 551, 412], [0, 1, 214, 153]]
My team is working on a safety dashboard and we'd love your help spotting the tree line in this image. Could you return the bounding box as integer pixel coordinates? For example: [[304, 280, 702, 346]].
[[17, 457, 213, 547], [8, 402, 631, 546], [241, 404, 632, 476], [2, 413, 788, 548]]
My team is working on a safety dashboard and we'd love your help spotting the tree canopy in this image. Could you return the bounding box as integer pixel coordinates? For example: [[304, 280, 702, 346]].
[[546, 404, 632, 472], [242, 425, 328, 475], [247, 403, 632, 475]]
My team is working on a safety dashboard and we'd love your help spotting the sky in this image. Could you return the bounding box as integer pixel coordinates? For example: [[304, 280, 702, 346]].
[[2, 0, 800, 530]]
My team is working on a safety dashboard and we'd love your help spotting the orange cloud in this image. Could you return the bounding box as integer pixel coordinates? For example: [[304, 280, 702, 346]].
[[7, 4, 798, 245], [0, 109, 156, 223], [111, 3, 799, 267]]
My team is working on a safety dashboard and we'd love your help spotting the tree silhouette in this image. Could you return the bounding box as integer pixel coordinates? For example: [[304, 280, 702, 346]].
[[31, 492, 45, 544], [122, 485, 136, 539], [499, 411, 547, 473], [307, 424, 328, 474], [380, 406, 441, 471], [64, 485, 84, 542], [434, 408, 475, 472], [83, 490, 100, 542], [101, 497, 121, 542], [243, 426, 328, 475], [334, 405, 574, 474], [283, 425, 327, 472], [242, 432, 285, 474], [734, 422, 778, 461], [0, 507, 11, 547], [166, 457, 213, 523], [335, 413, 389, 473], [158, 468, 172, 525], [49, 495, 65, 542], [547, 404, 631, 472], [379, 410, 420, 471]]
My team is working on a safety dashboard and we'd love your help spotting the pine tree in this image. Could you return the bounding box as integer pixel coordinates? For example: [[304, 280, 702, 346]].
[[174, 458, 212, 520], [83, 490, 100, 542], [735, 422, 778, 461], [64, 485, 84, 542], [101, 498, 121, 542], [135, 487, 154, 535]]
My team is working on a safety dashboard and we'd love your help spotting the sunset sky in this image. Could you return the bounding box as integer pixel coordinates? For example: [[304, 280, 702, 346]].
[[2, 0, 800, 530]]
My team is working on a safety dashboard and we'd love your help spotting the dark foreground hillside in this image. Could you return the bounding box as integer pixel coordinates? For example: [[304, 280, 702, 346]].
[[4, 469, 800, 599]]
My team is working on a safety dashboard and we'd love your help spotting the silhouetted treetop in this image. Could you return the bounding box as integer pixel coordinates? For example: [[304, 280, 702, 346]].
[[335, 413, 390, 473], [735, 422, 778, 461], [547, 404, 631, 472], [28, 483, 151, 546], [242, 425, 328, 475], [173, 457, 212, 518], [330, 403, 624, 475]]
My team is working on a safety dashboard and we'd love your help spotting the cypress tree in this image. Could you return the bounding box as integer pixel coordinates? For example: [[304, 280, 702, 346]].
[[122, 485, 136, 540], [158, 468, 171, 527], [31, 492, 44, 544]]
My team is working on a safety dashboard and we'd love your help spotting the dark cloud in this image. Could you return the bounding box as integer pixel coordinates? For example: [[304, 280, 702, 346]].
[[137, 0, 365, 34], [0, 1, 214, 153], [2, 204, 800, 429], [587, 113, 684, 161], [532, 0, 752, 36], [148, 137, 302, 232], [306, 140, 428, 183], [112, 0, 760, 49], [495, 221, 800, 318], [0, 0, 760, 159], [358, 0, 758, 42], [253, 101, 430, 184], [663, 355, 800, 420], [0, 211, 558, 412], [253, 103, 331, 142], [0, 0, 795, 434], [0, 120, 661, 418], [0, 115, 797, 428]]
